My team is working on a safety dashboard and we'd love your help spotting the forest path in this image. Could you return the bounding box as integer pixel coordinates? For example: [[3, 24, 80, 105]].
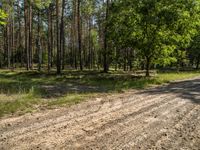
[[1, 77, 200, 150]]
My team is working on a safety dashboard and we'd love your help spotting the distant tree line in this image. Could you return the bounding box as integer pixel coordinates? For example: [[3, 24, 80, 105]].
[[0, 0, 200, 76]]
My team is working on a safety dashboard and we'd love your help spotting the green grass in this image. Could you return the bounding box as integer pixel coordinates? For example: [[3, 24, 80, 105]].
[[47, 94, 93, 107], [82, 71, 200, 90], [0, 69, 200, 117], [0, 95, 40, 116]]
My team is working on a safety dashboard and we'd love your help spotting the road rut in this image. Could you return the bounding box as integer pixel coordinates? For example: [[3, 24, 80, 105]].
[[0, 78, 200, 150]]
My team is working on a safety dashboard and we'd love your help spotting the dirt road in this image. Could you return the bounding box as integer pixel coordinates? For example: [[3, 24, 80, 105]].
[[1, 78, 200, 150]]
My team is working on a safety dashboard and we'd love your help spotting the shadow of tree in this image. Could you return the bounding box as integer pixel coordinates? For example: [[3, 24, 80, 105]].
[[3, 70, 195, 101], [0, 71, 110, 99], [137, 78, 200, 104], [0, 70, 151, 98]]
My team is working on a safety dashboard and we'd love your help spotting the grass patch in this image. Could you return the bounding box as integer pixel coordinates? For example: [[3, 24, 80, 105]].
[[0, 69, 200, 117], [0, 92, 41, 117], [82, 71, 200, 91], [47, 94, 92, 107]]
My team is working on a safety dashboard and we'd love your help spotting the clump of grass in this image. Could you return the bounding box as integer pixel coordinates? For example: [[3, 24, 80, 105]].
[[156, 72, 200, 82], [47, 94, 91, 107], [0, 82, 49, 117], [0, 90, 41, 117]]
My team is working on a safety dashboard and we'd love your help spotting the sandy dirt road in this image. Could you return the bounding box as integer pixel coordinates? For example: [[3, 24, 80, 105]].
[[0, 77, 200, 150]]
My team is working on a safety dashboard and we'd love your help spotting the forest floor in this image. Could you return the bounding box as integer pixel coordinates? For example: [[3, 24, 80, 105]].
[[0, 73, 200, 149], [0, 69, 200, 117]]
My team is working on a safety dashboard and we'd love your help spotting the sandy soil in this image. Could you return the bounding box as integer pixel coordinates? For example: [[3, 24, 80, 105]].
[[0, 77, 200, 150]]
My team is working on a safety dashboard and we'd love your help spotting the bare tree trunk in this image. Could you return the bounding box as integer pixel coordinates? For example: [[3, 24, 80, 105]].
[[70, 24, 74, 67], [196, 55, 200, 69], [37, 11, 42, 71], [145, 56, 151, 77], [88, 16, 92, 69], [29, 1, 33, 69], [56, 0, 61, 74], [73, 0, 77, 69], [77, 0, 83, 71], [3, 26, 7, 64], [24, 0, 29, 70], [11, 3, 15, 68], [60, 0, 66, 70], [7, 23, 11, 68], [50, 8, 54, 68], [48, 4, 52, 73], [103, 0, 109, 73], [17, 1, 23, 67], [129, 49, 133, 71]]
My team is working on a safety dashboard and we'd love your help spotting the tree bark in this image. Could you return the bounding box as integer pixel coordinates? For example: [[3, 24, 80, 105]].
[[103, 0, 109, 73], [196, 55, 200, 69], [24, 0, 29, 70], [17, 1, 23, 67], [60, 0, 65, 70], [37, 11, 42, 71], [3, 26, 7, 64], [48, 4, 52, 73], [7, 23, 11, 68], [73, 0, 77, 69], [88, 16, 92, 69], [145, 56, 151, 77], [56, 0, 61, 74], [11, 3, 15, 68], [50, 7, 53, 68], [29, 0, 33, 69], [77, 0, 83, 71]]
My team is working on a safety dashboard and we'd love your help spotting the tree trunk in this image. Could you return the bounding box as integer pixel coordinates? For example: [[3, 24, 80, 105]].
[[77, 0, 83, 71], [145, 57, 151, 77], [56, 0, 61, 74], [11, 4, 15, 68], [103, 0, 109, 73], [48, 5, 52, 73], [29, 1, 33, 69], [50, 7, 53, 68], [70, 24, 74, 67], [17, 1, 23, 67], [88, 16, 92, 69], [129, 49, 133, 71], [7, 24, 11, 68], [24, 0, 29, 70], [3, 26, 7, 64], [37, 11, 42, 71], [73, 0, 77, 69], [196, 55, 200, 69], [60, 0, 65, 70]]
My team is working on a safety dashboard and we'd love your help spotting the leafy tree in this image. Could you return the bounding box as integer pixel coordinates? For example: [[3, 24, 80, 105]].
[[0, 0, 200, 75], [108, 0, 200, 76]]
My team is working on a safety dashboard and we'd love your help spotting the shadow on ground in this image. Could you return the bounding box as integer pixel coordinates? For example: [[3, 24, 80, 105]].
[[138, 78, 200, 104], [0, 71, 107, 98], [0, 70, 147, 99]]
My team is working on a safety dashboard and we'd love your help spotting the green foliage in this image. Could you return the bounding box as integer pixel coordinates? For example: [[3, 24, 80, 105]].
[[108, 0, 200, 73], [33, 0, 52, 9], [0, 9, 7, 25]]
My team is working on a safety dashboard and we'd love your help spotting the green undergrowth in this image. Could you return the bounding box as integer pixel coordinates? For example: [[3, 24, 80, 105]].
[[0, 69, 199, 117]]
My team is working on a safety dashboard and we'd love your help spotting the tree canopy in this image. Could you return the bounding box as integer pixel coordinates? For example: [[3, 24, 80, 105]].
[[0, 0, 200, 76], [108, 0, 200, 75]]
